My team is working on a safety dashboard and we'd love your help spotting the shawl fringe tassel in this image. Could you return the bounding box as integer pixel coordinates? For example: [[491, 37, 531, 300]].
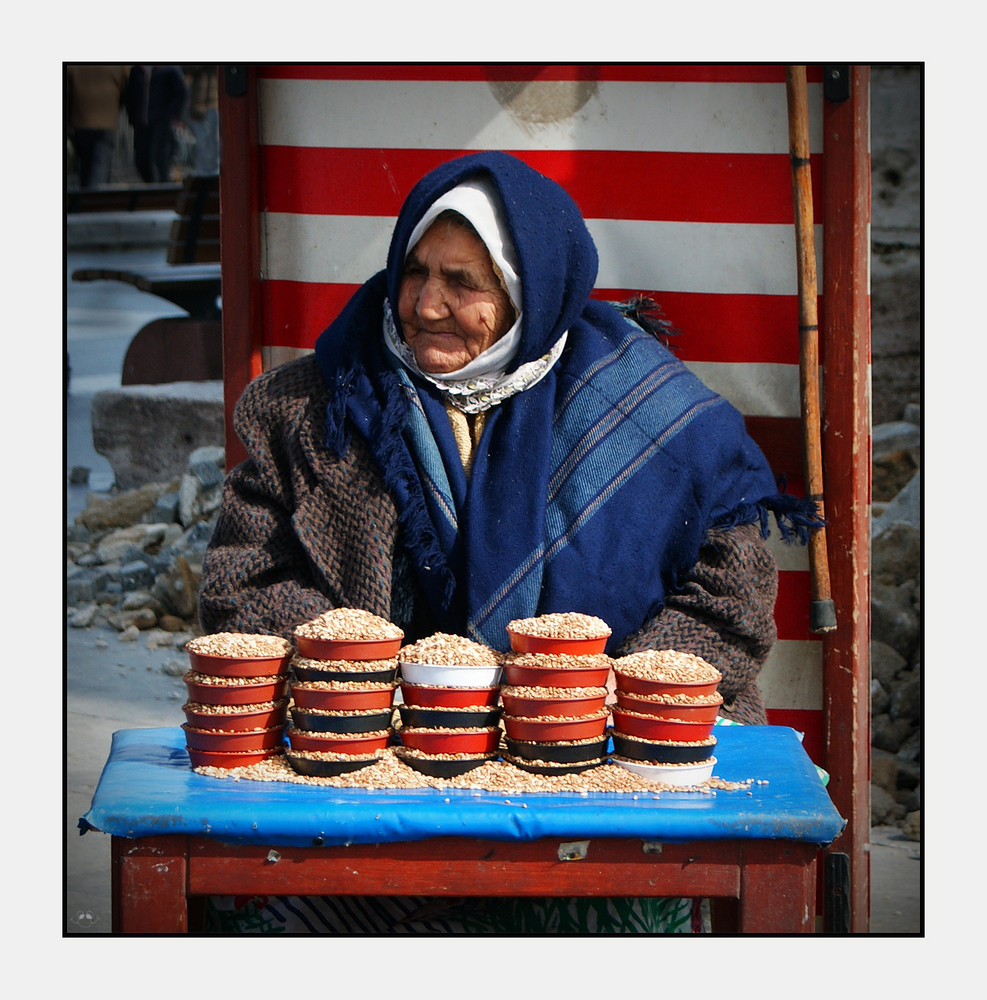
[[324, 364, 458, 612], [711, 491, 825, 546]]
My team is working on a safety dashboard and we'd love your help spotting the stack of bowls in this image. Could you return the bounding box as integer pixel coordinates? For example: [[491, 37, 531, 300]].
[[610, 650, 723, 786], [285, 610, 404, 777], [182, 632, 293, 768], [500, 613, 613, 776], [396, 633, 504, 777]]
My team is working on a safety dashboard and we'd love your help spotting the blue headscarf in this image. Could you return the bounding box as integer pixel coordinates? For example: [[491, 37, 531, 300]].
[[315, 152, 819, 652]]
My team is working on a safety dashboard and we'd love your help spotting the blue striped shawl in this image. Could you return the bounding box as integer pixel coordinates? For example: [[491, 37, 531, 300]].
[[314, 153, 819, 652]]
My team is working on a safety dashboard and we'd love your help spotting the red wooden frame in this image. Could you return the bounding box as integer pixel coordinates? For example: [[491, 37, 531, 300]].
[[820, 65, 872, 930]]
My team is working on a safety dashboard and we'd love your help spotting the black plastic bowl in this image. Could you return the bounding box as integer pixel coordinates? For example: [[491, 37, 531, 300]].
[[504, 754, 604, 776], [395, 748, 496, 778], [504, 734, 609, 764], [290, 707, 394, 734], [398, 704, 502, 730], [291, 663, 397, 684], [610, 730, 716, 764], [285, 753, 378, 777]]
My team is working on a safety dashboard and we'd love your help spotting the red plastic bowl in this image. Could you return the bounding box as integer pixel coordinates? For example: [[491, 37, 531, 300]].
[[186, 746, 282, 769], [614, 691, 723, 723], [399, 683, 501, 708], [295, 634, 403, 661], [184, 672, 289, 706], [612, 669, 720, 699], [187, 648, 292, 679], [506, 630, 608, 655], [183, 698, 288, 732], [610, 708, 716, 742], [500, 688, 607, 718], [286, 727, 391, 755], [399, 727, 501, 755], [501, 659, 611, 689], [502, 712, 608, 743], [290, 683, 395, 712], [182, 724, 286, 752]]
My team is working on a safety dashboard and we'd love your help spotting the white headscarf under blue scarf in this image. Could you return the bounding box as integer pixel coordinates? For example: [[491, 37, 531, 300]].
[[383, 176, 566, 410]]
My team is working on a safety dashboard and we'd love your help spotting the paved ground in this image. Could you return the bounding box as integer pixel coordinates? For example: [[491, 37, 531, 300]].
[[64, 237, 922, 936]]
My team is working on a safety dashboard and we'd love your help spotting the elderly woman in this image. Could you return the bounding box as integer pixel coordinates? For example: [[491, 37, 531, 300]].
[[198, 151, 818, 934]]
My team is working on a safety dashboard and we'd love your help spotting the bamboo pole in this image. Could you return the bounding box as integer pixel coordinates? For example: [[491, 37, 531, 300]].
[[786, 65, 836, 633]]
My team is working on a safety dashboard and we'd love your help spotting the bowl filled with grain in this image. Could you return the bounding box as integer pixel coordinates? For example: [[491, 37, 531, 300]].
[[610, 730, 718, 764], [500, 684, 608, 718], [610, 708, 716, 743], [395, 746, 497, 778], [612, 755, 717, 787], [504, 734, 609, 764], [290, 680, 395, 713], [400, 661, 503, 688], [293, 608, 405, 661], [286, 726, 392, 755], [290, 655, 397, 684], [186, 632, 293, 678], [614, 690, 724, 724], [187, 746, 284, 770], [286, 749, 381, 778], [398, 682, 502, 709], [183, 723, 286, 753], [506, 612, 612, 655], [398, 726, 502, 756], [612, 649, 722, 698], [502, 710, 609, 744], [183, 670, 289, 706], [290, 706, 395, 734], [501, 653, 611, 688], [398, 632, 503, 688], [182, 698, 289, 732], [397, 704, 502, 729]]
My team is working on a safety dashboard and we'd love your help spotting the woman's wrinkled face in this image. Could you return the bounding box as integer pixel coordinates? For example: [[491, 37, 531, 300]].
[[398, 218, 516, 374]]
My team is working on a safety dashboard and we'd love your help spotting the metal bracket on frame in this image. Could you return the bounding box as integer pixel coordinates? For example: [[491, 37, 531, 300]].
[[823, 65, 851, 103]]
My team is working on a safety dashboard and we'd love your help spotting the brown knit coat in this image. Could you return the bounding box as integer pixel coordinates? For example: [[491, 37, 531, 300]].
[[199, 353, 777, 725]]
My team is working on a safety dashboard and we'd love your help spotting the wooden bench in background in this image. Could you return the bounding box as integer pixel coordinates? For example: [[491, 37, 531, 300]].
[[66, 182, 183, 214], [71, 175, 223, 385]]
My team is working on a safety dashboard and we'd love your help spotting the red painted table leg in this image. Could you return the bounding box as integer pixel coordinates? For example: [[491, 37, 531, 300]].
[[112, 835, 190, 933], [736, 841, 817, 932]]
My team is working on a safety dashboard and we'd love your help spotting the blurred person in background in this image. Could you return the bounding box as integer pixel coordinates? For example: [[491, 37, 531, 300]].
[[66, 65, 129, 188], [126, 64, 189, 182], [187, 65, 220, 175]]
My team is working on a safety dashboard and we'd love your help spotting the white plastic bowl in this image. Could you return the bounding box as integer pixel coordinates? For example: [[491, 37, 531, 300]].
[[612, 756, 716, 787], [399, 661, 503, 689]]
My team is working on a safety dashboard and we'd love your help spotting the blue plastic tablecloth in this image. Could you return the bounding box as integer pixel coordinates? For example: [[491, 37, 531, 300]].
[[81, 725, 845, 848]]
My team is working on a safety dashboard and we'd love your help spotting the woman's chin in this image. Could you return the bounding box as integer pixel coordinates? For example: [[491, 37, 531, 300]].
[[414, 348, 470, 375]]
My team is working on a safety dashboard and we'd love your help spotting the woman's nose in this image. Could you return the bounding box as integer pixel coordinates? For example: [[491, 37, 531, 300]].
[[417, 278, 449, 319]]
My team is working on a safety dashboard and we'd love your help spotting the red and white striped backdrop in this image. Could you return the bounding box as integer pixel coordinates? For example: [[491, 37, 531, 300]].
[[249, 64, 832, 761]]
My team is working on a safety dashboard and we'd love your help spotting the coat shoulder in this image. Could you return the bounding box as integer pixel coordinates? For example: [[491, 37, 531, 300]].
[[235, 353, 327, 423]]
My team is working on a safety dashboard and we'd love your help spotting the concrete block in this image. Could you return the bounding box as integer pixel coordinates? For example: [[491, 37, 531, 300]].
[[91, 381, 225, 490]]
